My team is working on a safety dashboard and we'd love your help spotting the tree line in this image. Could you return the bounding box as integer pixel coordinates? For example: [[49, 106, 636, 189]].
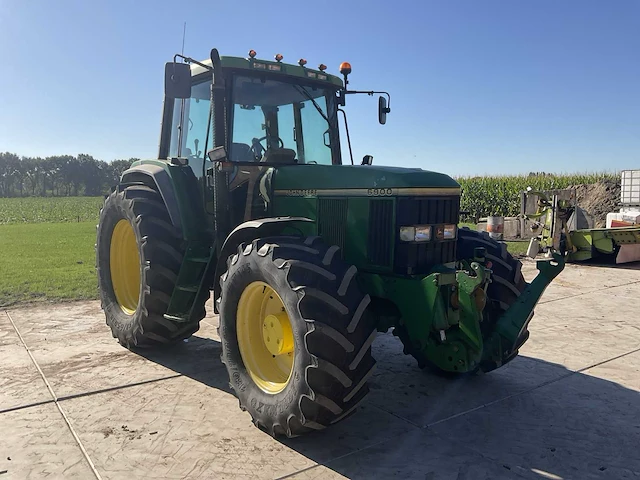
[[0, 152, 137, 197]]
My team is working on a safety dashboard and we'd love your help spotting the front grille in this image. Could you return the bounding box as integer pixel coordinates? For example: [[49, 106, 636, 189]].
[[367, 199, 394, 266], [318, 198, 348, 253], [397, 196, 460, 225], [394, 196, 460, 274]]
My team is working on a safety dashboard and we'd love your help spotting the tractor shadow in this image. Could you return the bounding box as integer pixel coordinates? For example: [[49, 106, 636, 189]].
[[136, 333, 232, 395], [573, 259, 640, 271], [136, 329, 640, 480]]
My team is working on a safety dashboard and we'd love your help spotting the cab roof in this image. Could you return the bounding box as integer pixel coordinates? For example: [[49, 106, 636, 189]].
[[189, 55, 344, 88]]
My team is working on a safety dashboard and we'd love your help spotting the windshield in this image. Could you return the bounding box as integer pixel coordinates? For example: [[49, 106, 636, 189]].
[[230, 75, 337, 165]]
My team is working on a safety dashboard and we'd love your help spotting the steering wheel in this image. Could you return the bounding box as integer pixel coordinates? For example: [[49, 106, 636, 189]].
[[251, 136, 284, 159]]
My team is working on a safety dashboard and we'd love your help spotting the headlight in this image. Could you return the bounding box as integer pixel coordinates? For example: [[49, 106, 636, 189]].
[[435, 224, 457, 240], [399, 226, 416, 242], [399, 225, 432, 242], [415, 225, 432, 241], [401, 224, 456, 242], [443, 224, 457, 239]]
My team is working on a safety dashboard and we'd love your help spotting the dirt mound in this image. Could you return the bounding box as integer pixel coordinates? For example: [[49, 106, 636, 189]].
[[570, 178, 620, 228]]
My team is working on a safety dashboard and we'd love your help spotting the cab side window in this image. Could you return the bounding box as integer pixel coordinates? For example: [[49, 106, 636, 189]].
[[168, 80, 213, 177]]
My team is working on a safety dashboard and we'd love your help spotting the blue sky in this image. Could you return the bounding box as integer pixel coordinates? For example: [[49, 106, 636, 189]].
[[1, 0, 638, 176]]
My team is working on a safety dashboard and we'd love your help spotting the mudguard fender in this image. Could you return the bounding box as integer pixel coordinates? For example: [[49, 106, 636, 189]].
[[212, 216, 314, 312]]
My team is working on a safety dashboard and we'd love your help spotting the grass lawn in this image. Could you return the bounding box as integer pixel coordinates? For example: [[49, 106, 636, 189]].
[[503, 240, 530, 256], [0, 222, 98, 307]]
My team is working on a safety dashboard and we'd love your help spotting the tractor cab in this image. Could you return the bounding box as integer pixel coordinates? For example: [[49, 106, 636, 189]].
[[159, 48, 391, 233], [166, 67, 341, 169], [160, 50, 389, 173]]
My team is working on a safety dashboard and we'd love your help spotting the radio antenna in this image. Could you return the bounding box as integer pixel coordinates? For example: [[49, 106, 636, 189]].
[[181, 22, 187, 58]]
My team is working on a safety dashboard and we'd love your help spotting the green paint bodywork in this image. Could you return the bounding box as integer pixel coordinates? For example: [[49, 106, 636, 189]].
[[346, 197, 377, 267], [129, 159, 213, 240], [273, 164, 461, 190], [359, 268, 485, 372], [269, 165, 462, 277], [270, 164, 457, 274], [128, 159, 215, 321]]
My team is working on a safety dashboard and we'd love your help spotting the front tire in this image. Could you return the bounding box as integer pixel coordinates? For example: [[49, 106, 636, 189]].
[[95, 185, 203, 348], [218, 236, 377, 437]]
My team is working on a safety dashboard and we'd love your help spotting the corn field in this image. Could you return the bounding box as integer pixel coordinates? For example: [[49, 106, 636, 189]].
[[455, 172, 619, 222]]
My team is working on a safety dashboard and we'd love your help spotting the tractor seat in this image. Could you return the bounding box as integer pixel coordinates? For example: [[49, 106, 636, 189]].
[[230, 142, 254, 162], [261, 148, 297, 164]]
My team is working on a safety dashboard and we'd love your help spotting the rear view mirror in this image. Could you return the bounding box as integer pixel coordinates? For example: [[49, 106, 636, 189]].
[[378, 96, 390, 125], [164, 62, 192, 99], [362, 155, 373, 165]]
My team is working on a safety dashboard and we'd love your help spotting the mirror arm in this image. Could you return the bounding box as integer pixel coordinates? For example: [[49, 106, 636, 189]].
[[173, 54, 213, 71], [342, 90, 391, 108]]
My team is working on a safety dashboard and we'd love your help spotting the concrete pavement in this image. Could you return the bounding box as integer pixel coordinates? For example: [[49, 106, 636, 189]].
[[1, 259, 639, 479]]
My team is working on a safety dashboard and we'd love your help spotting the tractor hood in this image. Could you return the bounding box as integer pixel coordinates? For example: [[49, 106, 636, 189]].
[[272, 164, 460, 195]]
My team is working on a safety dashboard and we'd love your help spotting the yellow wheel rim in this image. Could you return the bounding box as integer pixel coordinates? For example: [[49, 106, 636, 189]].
[[109, 219, 141, 315], [237, 281, 295, 394]]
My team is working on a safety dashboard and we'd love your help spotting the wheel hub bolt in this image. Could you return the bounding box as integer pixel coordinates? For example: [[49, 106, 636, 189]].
[[262, 313, 293, 355]]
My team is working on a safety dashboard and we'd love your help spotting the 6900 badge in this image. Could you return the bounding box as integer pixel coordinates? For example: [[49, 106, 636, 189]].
[[367, 188, 393, 196]]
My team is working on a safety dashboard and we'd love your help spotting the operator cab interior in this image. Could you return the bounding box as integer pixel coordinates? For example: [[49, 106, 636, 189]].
[[229, 74, 336, 166], [168, 73, 338, 172]]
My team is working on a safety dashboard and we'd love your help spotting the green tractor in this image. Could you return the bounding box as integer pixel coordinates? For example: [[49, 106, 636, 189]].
[[96, 48, 565, 437]]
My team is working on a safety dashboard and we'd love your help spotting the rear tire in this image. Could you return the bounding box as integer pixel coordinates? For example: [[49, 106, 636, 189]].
[[218, 235, 377, 437], [394, 227, 527, 374], [95, 184, 204, 348]]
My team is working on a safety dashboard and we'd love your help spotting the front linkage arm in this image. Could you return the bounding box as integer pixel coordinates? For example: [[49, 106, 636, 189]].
[[481, 252, 565, 371]]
